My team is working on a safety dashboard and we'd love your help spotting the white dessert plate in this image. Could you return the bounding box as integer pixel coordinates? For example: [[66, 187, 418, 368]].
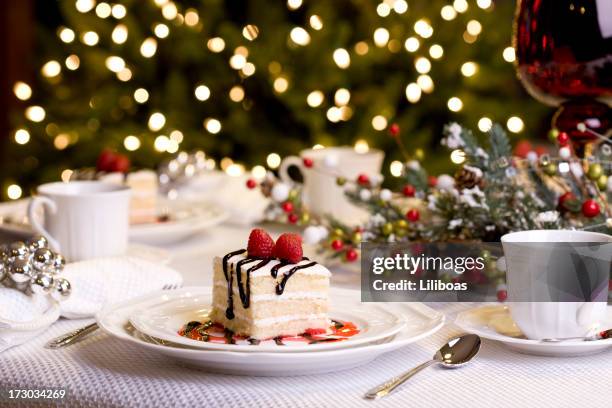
[[455, 304, 612, 357], [0, 197, 225, 246], [128, 288, 407, 352], [128, 201, 228, 245], [97, 287, 445, 376]]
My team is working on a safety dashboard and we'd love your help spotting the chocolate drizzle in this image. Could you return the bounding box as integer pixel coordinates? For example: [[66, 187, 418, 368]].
[[275, 261, 317, 295], [221, 250, 318, 320], [222, 249, 247, 319], [270, 260, 289, 278]]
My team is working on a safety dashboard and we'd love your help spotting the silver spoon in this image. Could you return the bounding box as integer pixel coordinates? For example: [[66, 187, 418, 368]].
[[540, 329, 612, 343], [364, 334, 481, 400]]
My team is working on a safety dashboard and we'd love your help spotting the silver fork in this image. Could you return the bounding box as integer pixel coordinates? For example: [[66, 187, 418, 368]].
[[45, 283, 182, 349]]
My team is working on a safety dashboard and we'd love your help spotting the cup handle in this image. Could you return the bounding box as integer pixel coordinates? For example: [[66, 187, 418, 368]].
[[27, 196, 61, 252], [278, 155, 305, 184]]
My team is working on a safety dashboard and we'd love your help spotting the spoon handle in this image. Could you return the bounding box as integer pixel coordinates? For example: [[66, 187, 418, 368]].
[[364, 359, 437, 399]]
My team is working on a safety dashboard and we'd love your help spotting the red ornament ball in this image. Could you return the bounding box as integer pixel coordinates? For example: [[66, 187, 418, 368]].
[[581, 199, 601, 218], [246, 178, 257, 189], [303, 157, 314, 168], [282, 201, 294, 213], [513, 140, 532, 158], [427, 175, 438, 187], [402, 184, 416, 197], [287, 213, 299, 224], [112, 154, 131, 173], [557, 131, 570, 146], [345, 248, 358, 262], [96, 149, 117, 172], [405, 208, 420, 222], [388, 123, 400, 137], [357, 174, 370, 185], [497, 289, 508, 302], [557, 192, 576, 211], [331, 239, 344, 251]]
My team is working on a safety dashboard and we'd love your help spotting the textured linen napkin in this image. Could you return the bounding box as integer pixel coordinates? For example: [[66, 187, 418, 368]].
[[0, 256, 183, 352]]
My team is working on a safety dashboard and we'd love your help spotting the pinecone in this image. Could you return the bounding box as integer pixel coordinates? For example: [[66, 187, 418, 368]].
[[454, 165, 484, 189]]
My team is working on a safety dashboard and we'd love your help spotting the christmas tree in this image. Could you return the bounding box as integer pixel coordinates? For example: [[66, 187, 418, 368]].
[[5, 0, 549, 200]]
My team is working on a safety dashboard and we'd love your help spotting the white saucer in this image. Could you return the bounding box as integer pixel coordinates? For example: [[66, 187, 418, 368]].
[[97, 287, 445, 376], [128, 288, 407, 352], [129, 201, 228, 245], [455, 304, 612, 357]]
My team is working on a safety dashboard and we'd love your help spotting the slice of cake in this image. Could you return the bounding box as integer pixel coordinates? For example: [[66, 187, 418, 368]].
[[125, 170, 158, 224], [210, 229, 331, 339]]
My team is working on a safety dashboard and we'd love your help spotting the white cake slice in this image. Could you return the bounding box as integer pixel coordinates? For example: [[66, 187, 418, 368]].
[[125, 170, 158, 224], [210, 249, 331, 340]]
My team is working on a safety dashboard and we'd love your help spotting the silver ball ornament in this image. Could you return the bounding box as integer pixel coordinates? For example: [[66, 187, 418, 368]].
[[0, 262, 7, 282], [52, 254, 66, 273], [9, 258, 33, 283], [31, 272, 55, 295], [9, 241, 29, 260], [32, 248, 55, 271], [26, 236, 48, 252], [0, 245, 9, 263], [52, 278, 72, 301]]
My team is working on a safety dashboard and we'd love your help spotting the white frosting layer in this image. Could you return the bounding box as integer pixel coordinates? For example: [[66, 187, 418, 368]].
[[221, 253, 331, 279], [213, 282, 327, 301], [213, 304, 327, 326]]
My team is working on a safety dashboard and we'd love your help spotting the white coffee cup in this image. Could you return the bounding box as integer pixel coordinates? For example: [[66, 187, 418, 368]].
[[501, 229, 612, 340], [27, 181, 131, 262], [279, 147, 384, 225]]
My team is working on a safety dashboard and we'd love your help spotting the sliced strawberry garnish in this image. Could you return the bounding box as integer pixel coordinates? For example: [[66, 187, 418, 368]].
[[247, 228, 275, 258], [272, 233, 303, 264]]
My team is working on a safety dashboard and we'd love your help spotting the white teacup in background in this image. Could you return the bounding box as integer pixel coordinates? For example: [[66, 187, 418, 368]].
[[501, 230, 612, 340], [279, 146, 384, 225], [28, 181, 131, 262]]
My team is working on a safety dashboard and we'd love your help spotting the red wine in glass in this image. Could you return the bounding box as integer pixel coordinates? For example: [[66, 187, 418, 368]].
[[515, 0, 612, 154]]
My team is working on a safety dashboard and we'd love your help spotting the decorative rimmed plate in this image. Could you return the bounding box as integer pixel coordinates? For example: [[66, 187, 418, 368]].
[[97, 287, 445, 376], [128, 288, 406, 352], [455, 304, 612, 357], [128, 201, 228, 245]]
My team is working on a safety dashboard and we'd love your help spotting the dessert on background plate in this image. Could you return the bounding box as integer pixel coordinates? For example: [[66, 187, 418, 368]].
[[178, 229, 359, 344]]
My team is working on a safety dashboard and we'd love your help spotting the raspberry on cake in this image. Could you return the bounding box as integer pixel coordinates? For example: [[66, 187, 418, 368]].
[[210, 230, 331, 340]]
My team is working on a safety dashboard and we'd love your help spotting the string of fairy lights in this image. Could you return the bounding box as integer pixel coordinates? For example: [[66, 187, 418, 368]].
[[7, 0, 521, 200]]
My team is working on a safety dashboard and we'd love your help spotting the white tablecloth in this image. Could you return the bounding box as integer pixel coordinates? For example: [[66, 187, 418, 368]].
[[1, 224, 610, 408]]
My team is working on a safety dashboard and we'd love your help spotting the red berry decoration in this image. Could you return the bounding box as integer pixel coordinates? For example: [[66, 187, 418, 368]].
[[331, 239, 343, 251], [357, 173, 370, 186], [388, 123, 400, 137], [282, 201, 294, 213], [557, 131, 570, 146], [303, 157, 314, 168], [287, 213, 299, 224], [581, 199, 601, 218], [345, 248, 358, 262], [497, 289, 508, 302], [96, 149, 117, 172], [247, 228, 275, 258], [112, 154, 131, 173], [402, 184, 416, 197], [246, 178, 257, 189], [405, 208, 420, 222], [272, 233, 303, 263]]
